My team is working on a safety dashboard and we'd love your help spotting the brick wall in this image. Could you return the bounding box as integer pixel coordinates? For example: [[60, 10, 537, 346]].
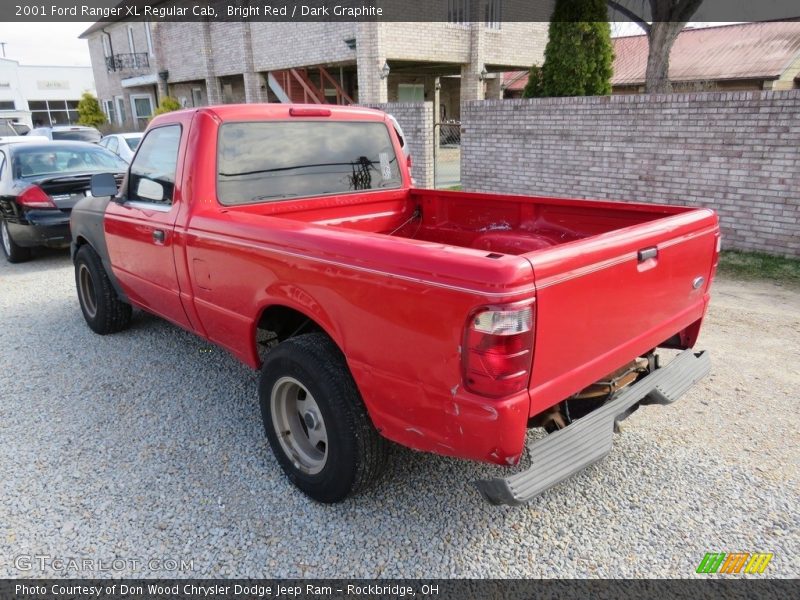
[[361, 102, 434, 189], [462, 91, 800, 257]]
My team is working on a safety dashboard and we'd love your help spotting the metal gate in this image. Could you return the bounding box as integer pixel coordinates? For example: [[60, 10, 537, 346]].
[[433, 120, 461, 189]]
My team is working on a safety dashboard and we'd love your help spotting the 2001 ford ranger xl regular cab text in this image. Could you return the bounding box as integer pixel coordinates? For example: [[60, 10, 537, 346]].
[[70, 104, 718, 505]]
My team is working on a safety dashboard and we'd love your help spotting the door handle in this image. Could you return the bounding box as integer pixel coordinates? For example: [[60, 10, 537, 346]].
[[152, 229, 166, 244], [637, 246, 658, 262]]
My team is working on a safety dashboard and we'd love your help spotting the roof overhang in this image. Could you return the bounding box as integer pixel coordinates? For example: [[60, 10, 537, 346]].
[[121, 73, 158, 88]]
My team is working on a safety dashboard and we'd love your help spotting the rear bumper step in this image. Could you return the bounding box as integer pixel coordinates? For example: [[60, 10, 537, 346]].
[[474, 350, 711, 506]]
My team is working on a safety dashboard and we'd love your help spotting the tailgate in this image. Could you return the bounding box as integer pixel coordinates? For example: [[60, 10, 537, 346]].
[[525, 207, 718, 416]]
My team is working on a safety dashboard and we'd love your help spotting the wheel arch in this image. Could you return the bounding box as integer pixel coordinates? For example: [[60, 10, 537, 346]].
[[252, 302, 344, 367]]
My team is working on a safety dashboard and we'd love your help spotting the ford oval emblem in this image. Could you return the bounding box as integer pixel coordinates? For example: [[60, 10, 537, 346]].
[[692, 276, 705, 289]]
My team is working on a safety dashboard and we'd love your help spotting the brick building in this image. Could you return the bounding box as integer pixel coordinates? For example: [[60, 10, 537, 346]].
[[81, 3, 551, 130]]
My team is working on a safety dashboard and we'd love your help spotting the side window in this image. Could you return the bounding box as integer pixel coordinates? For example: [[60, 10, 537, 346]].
[[128, 125, 181, 205], [0, 153, 6, 181], [106, 137, 119, 154]]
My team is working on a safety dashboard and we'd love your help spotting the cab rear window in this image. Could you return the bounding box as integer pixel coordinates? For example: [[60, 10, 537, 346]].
[[217, 121, 402, 205]]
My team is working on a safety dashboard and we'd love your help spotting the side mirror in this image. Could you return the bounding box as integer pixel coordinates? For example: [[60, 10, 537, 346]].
[[136, 178, 164, 202], [90, 172, 118, 197]]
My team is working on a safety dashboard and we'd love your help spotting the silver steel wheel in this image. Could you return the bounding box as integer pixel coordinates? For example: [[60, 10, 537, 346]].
[[1, 221, 11, 257], [270, 376, 328, 475], [78, 263, 98, 319]]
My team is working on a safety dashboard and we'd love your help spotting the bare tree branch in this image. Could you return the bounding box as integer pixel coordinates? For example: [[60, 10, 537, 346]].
[[607, 0, 651, 33], [674, 0, 705, 22]]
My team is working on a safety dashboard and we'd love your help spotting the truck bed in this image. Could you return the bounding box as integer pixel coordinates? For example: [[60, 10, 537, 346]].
[[250, 188, 718, 415]]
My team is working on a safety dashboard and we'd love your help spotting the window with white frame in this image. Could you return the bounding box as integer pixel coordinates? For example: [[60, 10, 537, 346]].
[[448, 0, 470, 24], [101, 35, 111, 58], [103, 99, 116, 125], [130, 94, 154, 130], [115, 96, 126, 126], [485, 0, 502, 28]]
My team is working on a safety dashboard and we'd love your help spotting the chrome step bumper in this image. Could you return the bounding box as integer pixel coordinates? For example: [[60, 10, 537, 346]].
[[474, 350, 711, 506]]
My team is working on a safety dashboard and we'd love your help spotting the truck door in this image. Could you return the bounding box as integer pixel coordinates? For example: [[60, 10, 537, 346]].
[[104, 122, 192, 329]]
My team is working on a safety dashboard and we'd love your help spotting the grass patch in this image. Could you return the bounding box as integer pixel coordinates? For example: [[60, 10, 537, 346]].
[[718, 250, 800, 284], [444, 185, 462, 191]]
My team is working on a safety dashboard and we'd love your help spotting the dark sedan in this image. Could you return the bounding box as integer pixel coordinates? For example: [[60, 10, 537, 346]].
[[0, 141, 127, 262]]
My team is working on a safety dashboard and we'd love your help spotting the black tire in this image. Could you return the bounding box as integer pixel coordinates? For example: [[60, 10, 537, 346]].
[[1, 220, 32, 263], [259, 332, 388, 503], [74, 244, 132, 335]]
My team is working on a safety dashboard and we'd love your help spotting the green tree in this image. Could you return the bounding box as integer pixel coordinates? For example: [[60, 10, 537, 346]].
[[154, 96, 182, 116], [76, 92, 107, 128], [524, 0, 614, 98]]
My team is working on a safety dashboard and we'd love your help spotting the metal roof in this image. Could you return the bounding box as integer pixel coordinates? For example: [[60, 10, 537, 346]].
[[613, 21, 800, 85]]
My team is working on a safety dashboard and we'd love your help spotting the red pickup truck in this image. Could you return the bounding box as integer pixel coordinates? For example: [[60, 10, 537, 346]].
[[70, 104, 717, 505]]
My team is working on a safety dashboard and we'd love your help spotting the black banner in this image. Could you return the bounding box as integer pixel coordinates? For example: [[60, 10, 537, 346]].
[[2, 580, 799, 600], [2, 0, 800, 23]]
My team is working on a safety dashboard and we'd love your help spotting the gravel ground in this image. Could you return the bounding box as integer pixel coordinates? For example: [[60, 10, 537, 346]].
[[0, 249, 798, 578]]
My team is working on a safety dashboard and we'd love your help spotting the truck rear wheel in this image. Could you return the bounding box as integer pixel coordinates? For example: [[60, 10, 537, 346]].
[[74, 245, 132, 335], [259, 332, 388, 503]]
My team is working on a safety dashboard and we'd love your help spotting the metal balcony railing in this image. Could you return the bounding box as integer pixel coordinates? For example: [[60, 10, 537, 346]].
[[105, 53, 150, 72]]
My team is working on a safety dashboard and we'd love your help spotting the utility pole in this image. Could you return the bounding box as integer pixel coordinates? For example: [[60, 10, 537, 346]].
[[0, 42, 6, 58]]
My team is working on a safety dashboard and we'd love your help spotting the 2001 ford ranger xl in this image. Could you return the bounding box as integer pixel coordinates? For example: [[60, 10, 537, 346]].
[[70, 104, 717, 505]]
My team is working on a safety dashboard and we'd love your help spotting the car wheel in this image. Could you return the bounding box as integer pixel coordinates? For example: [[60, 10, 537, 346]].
[[259, 332, 389, 503], [74, 244, 132, 334], [1, 220, 32, 263]]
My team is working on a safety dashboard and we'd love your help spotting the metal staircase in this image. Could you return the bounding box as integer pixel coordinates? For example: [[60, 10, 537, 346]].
[[267, 67, 353, 105]]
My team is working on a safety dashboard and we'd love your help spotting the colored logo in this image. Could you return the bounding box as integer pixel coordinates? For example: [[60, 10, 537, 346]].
[[696, 552, 773, 574]]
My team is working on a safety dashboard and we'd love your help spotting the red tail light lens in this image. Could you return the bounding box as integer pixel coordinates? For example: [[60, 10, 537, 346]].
[[463, 305, 534, 398], [18, 185, 56, 208]]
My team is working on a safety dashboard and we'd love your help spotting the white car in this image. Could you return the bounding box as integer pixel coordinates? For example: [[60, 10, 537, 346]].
[[98, 133, 143, 163]]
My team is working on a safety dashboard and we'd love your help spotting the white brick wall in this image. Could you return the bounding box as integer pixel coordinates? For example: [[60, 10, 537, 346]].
[[360, 102, 434, 189], [462, 91, 800, 257]]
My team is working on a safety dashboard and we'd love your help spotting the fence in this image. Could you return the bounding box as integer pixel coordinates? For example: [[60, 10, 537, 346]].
[[461, 91, 800, 257], [434, 120, 462, 189]]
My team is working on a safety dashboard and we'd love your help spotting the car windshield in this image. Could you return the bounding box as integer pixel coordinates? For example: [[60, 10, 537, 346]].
[[52, 129, 102, 143], [13, 147, 127, 178], [124, 136, 142, 150]]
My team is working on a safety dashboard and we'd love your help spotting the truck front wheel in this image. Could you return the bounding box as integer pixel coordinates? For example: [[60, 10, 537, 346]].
[[74, 245, 132, 335], [259, 332, 388, 503]]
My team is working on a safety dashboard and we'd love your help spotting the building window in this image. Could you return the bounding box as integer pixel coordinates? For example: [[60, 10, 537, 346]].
[[127, 26, 136, 53], [29, 99, 79, 126], [0, 101, 15, 110], [102, 34, 111, 58], [191, 87, 203, 107], [398, 84, 425, 102], [115, 96, 126, 125], [130, 94, 154, 130], [103, 99, 115, 125], [145, 22, 154, 56], [485, 0, 502, 29], [448, 0, 470, 24]]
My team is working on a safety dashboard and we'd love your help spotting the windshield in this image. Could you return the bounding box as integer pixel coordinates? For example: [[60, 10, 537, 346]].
[[217, 121, 402, 205], [125, 136, 142, 150], [52, 129, 102, 143], [13, 147, 127, 178]]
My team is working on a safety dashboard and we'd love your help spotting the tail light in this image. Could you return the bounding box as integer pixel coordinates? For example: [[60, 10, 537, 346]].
[[709, 231, 721, 285], [462, 305, 534, 397], [18, 185, 56, 209]]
